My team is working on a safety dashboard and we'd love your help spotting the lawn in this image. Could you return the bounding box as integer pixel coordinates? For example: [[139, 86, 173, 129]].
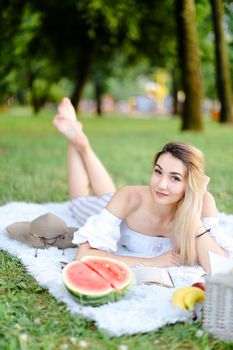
[[0, 107, 233, 350]]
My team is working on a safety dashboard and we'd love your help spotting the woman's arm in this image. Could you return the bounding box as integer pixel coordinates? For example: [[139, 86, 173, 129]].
[[72, 186, 139, 253], [106, 185, 141, 218], [197, 191, 224, 272], [195, 232, 225, 272], [201, 191, 218, 217], [76, 242, 182, 268]]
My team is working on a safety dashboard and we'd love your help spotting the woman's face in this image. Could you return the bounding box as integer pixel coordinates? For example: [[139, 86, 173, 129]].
[[150, 152, 187, 205]]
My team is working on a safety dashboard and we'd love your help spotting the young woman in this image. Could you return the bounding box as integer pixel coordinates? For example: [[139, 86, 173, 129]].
[[53, 98, 233, 272]]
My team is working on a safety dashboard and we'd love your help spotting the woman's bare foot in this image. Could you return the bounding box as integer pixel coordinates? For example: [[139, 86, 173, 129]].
[[57, 97, 77, 121], [54, 97, 89, 151], [53, 116, 89, 151]]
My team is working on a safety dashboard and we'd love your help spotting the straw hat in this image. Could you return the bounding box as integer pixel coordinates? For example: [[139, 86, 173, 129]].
[[6, 213, 78, 249]]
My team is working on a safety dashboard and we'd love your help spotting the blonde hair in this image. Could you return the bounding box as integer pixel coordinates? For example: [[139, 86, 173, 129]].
[[153, 142, 205, 265]]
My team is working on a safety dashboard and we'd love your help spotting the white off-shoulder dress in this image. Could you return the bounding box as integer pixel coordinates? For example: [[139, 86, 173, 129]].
[[69, 193, 233, 260]]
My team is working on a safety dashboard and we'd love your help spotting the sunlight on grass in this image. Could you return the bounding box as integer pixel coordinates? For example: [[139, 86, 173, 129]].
[[0, 107, 233, 212], [0, 108, 233, 349]]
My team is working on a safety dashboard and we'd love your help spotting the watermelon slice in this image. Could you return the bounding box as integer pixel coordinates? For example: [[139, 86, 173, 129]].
[[62, 256, 133, 306], [81, 256, 131, 290]]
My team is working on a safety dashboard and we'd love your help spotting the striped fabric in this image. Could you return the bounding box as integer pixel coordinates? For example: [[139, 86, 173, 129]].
[[68, 192, 115, 228]]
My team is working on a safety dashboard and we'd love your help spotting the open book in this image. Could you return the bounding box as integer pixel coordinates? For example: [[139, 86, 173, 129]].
[[132, 267, 175, 288]]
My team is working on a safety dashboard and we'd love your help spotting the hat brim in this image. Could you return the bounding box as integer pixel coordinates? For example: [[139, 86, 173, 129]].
[[6, 222, 78, 249]]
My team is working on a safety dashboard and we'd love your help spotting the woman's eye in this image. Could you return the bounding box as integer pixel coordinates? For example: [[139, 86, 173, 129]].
[[172, 176, 181, 182], [154, 169, 161, 174]]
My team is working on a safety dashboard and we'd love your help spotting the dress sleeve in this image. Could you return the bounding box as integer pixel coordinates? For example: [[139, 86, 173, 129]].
[[72, 208, 122, 253], [202, 216, 233, 258]]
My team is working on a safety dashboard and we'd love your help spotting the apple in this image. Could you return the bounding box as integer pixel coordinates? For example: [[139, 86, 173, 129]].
[[192, 282, 205, 291]]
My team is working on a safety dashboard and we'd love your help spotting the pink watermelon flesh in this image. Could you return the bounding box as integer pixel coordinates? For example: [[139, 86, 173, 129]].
[[65, 262, 113, 294], [82, 257, 130, 290]]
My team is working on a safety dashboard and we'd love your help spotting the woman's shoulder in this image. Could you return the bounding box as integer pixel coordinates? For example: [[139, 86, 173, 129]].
[[106, 185, 148, 218], [201, 191, 218, 218], [117, 185, 148, 200]]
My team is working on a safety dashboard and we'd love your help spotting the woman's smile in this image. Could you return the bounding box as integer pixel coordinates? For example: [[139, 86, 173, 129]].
[[155, 191, 169, 198]]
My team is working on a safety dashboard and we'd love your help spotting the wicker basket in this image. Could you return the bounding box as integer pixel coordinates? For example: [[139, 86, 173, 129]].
[[203, 273, 233, 342]]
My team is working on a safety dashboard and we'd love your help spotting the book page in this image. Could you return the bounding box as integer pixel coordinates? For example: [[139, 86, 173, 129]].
[[132, 267, 174, 288]]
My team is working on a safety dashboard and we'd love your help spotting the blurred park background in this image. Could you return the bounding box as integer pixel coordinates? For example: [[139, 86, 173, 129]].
[[0, 0, 232, 130]]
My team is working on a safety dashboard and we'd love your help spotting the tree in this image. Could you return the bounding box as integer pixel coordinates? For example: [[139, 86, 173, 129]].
[[28, 0, 143, 113], [225, 1, 233, 84], [130, 0, 181, 116], [2, 0, 218, 125], [0, 0, 26, 102], [175, 0, 203, 131], [28, 0, 184, 116], [210, 0, 233, 123]]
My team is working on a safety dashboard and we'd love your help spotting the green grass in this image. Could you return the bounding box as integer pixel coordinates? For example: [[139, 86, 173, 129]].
[[0, 107, 233, 349]]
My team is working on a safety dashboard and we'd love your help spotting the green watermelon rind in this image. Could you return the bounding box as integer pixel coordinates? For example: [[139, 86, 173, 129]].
[[70, 289, 125, 306]]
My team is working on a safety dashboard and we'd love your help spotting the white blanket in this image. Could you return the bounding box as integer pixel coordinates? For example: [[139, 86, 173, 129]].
[[1, 201, 233, 337]]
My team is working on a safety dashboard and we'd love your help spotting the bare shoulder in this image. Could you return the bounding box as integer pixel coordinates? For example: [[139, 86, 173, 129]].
[[106, 185, 146, 218], [201, 191, 218, 218]]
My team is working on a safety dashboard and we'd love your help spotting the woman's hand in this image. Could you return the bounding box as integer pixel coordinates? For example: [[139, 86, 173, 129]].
[[151, 251, 183, 267]]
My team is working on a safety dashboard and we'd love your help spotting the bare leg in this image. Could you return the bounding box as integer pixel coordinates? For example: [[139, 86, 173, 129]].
[[53, 98, 116, 198], [67, 143, 90, 197], [79, 144, 117, 196]]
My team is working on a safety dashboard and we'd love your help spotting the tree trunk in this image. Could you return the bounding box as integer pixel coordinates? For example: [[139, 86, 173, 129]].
[[71, 41, 95, 112], [171, 69, 179, 115], [210, 0, 233, 123], [71, 66, 90, 113], [95, 81, 102, 116], [176, 0, 203, 131], [28, 73, 40, 114]]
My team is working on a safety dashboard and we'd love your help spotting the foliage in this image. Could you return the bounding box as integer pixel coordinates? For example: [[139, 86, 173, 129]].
[[0, 0, 25, 101], [0, 1, 232, 124], [225, 0, 233, 83], [0, 4, 61, 109], [210, 0, 233, 122], [0, 1, 180, 106], [196, 0, 217, 99]]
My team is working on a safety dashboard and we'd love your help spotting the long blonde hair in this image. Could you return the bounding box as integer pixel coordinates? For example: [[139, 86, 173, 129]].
[[153, 142, 205, 265]]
